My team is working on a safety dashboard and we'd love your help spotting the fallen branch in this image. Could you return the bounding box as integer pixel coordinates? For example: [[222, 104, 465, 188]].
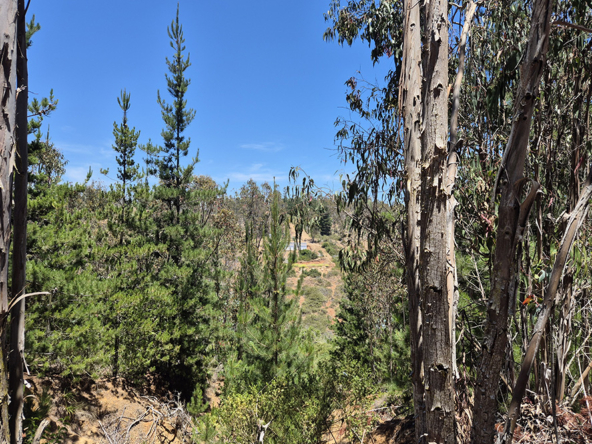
[[570, 359, 592, 402], [31, 418, 50, 444], [125, 408, 149, 442], [98, 420, 116, 444]]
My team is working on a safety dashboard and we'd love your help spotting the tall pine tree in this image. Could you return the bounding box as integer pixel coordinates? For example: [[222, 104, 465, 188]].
[[227, 186, 312, 391], [105, 89, 141, 377], [152, 3, 197, 222], [112, 89, 140, 204], [147, 4, 225, 396]]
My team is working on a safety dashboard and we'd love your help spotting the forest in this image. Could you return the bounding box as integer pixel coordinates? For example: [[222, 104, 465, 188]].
[[1, 0, 592, 443]]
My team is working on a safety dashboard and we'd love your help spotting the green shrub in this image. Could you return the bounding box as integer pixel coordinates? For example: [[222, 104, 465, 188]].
[[301, 268, 322, 278], [298, 249, 318, 261], [302, 313, 331, 332], [326, 269, 340, 278], [321, 241, 340, 257], [301, 287, 327, 316], [197, 361, 378, 444]]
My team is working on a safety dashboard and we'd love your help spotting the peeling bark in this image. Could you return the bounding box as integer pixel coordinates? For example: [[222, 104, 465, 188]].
[[419, 0, 455, 440], [400, 0, 425, 438], [0, 2, 18, 443], [9, 1, 28, 442]]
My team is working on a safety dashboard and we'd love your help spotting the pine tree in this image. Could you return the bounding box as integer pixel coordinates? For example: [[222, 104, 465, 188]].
[[152, 3, 197, 220], [228, 186, 312, 390], [319, 208, 332, 236], [261, 187, 299, 374], [112, 89, 140, 203], [144, 4, 225, 395], [26, 179, 113, 379], [105, 90, 141, 377], [234, 222, 261, 362]]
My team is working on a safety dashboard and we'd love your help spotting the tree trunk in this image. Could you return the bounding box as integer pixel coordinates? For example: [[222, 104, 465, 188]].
[[472, 0, 553, 442], [0, 2, 18, 443], [448, 0, 477, 382], [503, 167, 592, 443], [400, 0, 424, 439], [555, 277, 573, 403], [555, 74, 584, 404], [9, 1, 28, 442], [419, 0, 455, 440]]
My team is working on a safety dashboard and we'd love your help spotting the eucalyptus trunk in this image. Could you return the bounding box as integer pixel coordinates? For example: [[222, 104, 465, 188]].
[[503, 168, 592, 443], [400, 0, 424, 438], [419, 0, 455, 440], [472, 0, 553, 442], [9, 1, 28, 442], [0, 1, 18, 443], [555, 74, 585, 404]]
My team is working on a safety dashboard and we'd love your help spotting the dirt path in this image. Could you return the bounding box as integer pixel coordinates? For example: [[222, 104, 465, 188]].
[[286, 229, 343, 326]]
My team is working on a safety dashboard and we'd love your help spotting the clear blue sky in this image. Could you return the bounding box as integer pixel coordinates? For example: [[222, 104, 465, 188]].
[[28, 0, 391, 193]]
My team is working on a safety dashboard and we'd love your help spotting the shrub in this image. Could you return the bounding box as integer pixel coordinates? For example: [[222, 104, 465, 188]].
[[301, 268, 322, 278], [197, 361, 378, 444], [321, 241, 340, 257], [301, 287, 327, 316], [298, 249, 318, 261], [326, 269, 340, 278]]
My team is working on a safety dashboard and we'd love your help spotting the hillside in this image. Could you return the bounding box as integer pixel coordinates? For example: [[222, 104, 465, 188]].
[[286, 229, 345, 336], [23, 231, 350, 444]]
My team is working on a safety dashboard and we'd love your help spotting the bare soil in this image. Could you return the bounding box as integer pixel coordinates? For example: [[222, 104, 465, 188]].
[[24, 375, 194, 444], [286, 228, 344, 328]]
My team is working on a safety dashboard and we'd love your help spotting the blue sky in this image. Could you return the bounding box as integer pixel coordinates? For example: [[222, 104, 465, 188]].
[[28, 0, 391, 193]]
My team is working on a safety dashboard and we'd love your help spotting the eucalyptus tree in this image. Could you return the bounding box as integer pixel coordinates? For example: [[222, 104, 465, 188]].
[[471, 1, 553, 441], [322, 0, 592, 443], [9, 2, 36, 442], [325, 0, 459, 439], [0, 1, 18, 441], [234, 179, 272, 249]]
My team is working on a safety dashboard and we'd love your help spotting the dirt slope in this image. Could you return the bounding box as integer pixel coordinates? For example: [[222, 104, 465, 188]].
[[286, 229, 345, 333], [25, 375, 193, 444]]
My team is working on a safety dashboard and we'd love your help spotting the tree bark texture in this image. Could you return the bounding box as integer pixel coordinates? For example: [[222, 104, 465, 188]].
[[419, 0, 455, 441], [471, 0, 553, 442], [9, 1, 27, 442], [0, 2, 18, 443], [400, 0, 424, 439]]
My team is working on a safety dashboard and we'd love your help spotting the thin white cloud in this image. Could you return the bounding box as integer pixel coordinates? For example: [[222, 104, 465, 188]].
[[240, 142, 284, 153], [56, 141, 111, 155], [226, 172, 286, 183], [223, 163, 285, 184]]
